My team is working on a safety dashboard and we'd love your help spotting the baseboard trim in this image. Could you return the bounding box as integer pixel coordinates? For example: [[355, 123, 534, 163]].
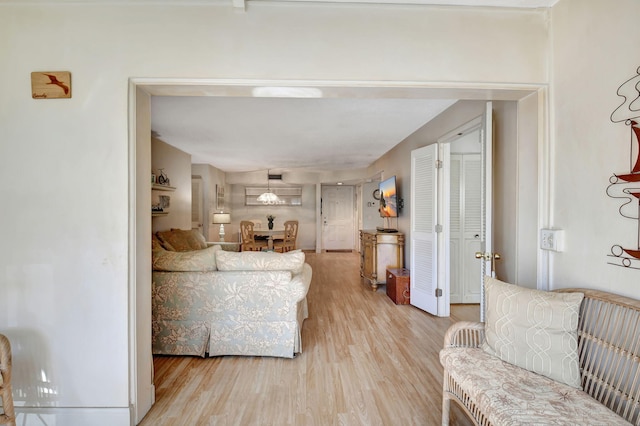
[[16, 407, 131, 426]]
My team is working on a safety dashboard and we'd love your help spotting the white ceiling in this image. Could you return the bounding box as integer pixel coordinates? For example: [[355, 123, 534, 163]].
[[151, 96, 457, 173], [149, 0, 558, 175]]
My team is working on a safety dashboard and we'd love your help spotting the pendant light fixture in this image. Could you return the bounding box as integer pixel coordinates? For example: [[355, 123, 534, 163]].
[[257, 170, 280, 205]]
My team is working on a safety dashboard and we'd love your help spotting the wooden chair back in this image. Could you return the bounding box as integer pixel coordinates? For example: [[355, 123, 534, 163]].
[[0, 334, 15, 426], [240, 221, 267, 251], [248, 219, 263, 229], [282, 220, 298, 252], [248, 219, 268, 240]]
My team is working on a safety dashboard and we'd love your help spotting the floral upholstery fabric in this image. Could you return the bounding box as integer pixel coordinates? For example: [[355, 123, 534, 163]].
[[152, 262, 312, 358], [440, 347, 631, 425], [152, 245, 220, 272], [156, 229, 207, 252], [216, 249, 305, 275]]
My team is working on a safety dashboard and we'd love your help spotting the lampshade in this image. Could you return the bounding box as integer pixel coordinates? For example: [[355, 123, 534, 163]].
[[212, 213, 231, 224], [257, 191, 280, 205], [258, 170, 280, 205], [212, 212, 231, 242]]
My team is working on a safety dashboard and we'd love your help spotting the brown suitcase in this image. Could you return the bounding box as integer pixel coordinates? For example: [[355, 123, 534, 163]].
[[386, 268, 410, 305]]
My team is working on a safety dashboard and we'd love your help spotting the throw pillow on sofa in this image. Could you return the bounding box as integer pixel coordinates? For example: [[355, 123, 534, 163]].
[[156, 229, 207, 252], [152, 244, 221, 272], [482, 277, 584, 388], [216, 249, 305, 275], [152, 234, 164, 251]]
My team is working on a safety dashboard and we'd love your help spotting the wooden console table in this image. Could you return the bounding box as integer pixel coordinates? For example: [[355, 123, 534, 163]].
[[359, 230, 405, 291]]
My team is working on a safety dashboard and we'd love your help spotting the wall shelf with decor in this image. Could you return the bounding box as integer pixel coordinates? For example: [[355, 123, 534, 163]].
[[152, 184, 175, 216], [152, 184, 176, 192]]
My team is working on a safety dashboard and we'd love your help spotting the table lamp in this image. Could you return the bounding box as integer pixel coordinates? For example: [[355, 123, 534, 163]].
[[212, 212, 231, 241]]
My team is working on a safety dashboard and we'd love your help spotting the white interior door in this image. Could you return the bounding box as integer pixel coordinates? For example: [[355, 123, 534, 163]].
[[449, 152, 482, 304], [410, 144, 440, 315], [449, 155, 462, 303], [412, 102, 493, 318], [322, 185, 355, 250], [461, 154, 482, 303]]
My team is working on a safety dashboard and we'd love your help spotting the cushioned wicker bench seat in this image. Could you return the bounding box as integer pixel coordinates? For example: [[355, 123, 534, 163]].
[[440, 286, 640, 426], [440, 347, 631, 425]]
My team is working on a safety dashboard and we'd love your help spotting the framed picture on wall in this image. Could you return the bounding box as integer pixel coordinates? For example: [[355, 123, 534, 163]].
[[216, 184, 225, 211]]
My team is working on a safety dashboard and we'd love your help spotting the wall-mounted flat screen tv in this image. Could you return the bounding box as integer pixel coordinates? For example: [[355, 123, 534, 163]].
[[379, 176, 398, 218]]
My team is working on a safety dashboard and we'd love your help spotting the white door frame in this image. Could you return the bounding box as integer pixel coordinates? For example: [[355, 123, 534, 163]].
[[129, 78, 548, 421]]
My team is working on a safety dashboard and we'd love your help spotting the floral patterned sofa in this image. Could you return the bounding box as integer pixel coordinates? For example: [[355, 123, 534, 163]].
[[151, 243, 312, 358], [440, 277, 640, 425]]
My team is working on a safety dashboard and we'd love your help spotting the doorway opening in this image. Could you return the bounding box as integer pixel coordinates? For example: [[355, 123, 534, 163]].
[[442, 121, 483, 305], [130, 79, 546, 422]]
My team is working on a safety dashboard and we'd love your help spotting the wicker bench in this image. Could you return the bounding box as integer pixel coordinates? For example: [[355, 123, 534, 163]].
[[440, 288, 640, 425]]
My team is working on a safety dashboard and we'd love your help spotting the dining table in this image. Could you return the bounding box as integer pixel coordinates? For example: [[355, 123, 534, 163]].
[[253, 228, 285, 250]]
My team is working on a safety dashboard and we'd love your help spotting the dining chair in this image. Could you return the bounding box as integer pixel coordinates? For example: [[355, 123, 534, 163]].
[[240, 221, 268, 252], [274, 220, 298, 253], [249, 219, 269, 241], [0, 334, 15, 426]]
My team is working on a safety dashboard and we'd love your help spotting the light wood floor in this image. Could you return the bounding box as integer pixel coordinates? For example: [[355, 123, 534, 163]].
[[139, 251, 479, 426]]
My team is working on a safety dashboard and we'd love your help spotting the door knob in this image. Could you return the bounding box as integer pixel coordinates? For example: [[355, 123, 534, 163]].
[[475, 252, 501, 260], [475, 252, 501, 274]]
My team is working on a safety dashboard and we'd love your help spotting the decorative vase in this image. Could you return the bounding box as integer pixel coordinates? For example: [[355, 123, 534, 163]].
[[268, 220, 274, 230]]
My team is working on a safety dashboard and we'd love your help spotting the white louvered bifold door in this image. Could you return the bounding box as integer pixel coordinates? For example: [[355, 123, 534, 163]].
[[449, 156, 462, 303], [462, 155, 482, 303], [411, 144, 439, 316]]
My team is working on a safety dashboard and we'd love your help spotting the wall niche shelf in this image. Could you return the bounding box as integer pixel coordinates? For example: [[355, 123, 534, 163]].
[[152, 184, 176, 192], [245, 186, 302, 206], [152, 184, 175, 217]]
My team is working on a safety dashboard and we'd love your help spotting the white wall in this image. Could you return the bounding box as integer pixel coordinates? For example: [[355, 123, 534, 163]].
[[493, 101, 520, 283], [0, 2, 551, 424], [362, 181, 384, 230], [516, 93, 540, 287], [151, 137, 192, 232], [192, 163, 226, 241], [549, 0, 640, 297]]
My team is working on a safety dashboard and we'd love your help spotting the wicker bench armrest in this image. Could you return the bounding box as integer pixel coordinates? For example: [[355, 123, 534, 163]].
[[443, 321, 485, 348]]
